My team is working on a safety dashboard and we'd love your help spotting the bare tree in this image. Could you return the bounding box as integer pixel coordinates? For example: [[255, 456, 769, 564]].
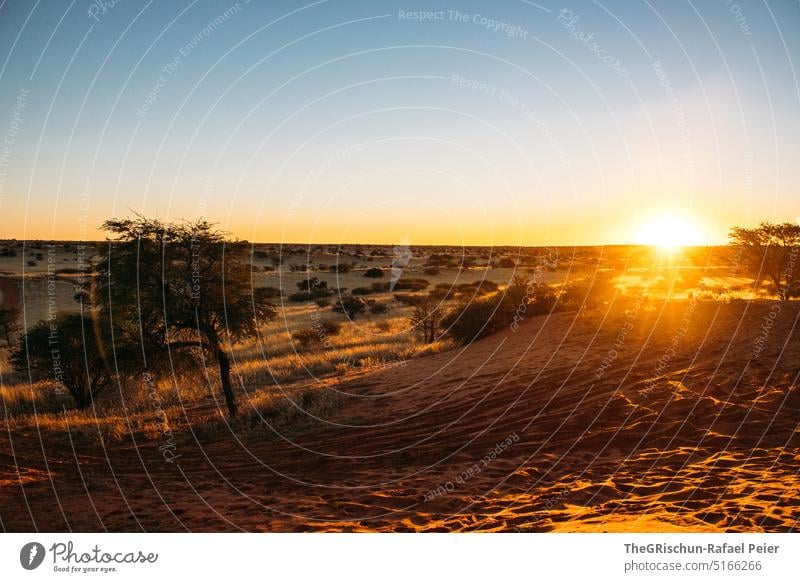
[[409, 297, 441, 344]]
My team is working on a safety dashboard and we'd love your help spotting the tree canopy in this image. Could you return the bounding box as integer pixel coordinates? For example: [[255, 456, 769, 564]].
[[95, 216, 275, 416], [729, 222, 800, 299]]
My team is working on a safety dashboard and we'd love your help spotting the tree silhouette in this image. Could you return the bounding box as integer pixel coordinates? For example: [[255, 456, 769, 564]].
[[729, 222, 800, 300], [12, 313, 115, 409], [95, 216, 275, 416]]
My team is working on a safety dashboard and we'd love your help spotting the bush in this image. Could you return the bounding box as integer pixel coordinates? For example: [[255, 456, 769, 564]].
[[297, 277, 328, 292], [371, 282, 389, 292], [496, 257, 516, 268], [290, 277, 332, 301], [559, 274, 615, 310], [474, 279, 499, 293], [426, 253, 452, 266], [333, 297, 368, 319], [423, 267, 440, 275], [287, 291, 313, 302], [364, 267, 384, 278], [370, 302, 388, 314], [329, 263, 352, 273], [291, 328, 320, 348], [394, 293, 426, 306], [11, 313, 120, 408], [27, 260, 37, 267], [392, 278, 430, 291], [441, 296, 505, 344], [291, 321, 342, 349], [441, 276, 541, 344], [351, 286, 375, 296], [319, 320, 342, 336]]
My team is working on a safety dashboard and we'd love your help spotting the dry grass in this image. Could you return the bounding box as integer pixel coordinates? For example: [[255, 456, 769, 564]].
[[0, 244, 759, 447]]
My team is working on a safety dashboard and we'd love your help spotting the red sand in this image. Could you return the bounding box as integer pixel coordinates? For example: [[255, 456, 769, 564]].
[[2, 301, 798, 532]]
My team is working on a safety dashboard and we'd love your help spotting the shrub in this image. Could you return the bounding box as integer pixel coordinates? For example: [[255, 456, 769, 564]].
[[329, 263, 352, 273], [290, 277, 332, 301], [392, 278, 430, 291], [292, 328, 320, 348], [441, 276, 537, 344], [351, 286, 375, 296], [364, 267, 384, 278], [370, 302, 388, 314], [441, 296, 504, 344], [371, 282, 389, 292], [423, 267, 440, 275], [474, 279, 499, 293], [559, 274, 615, 310], [11, 313, 120, 408], [394, 293, 426, 306], [426, 253, 452, 266], [333, 297, 368, 319], [496, 257, 516, 268], [297, 277, 327, 292], [291, 321, 341, 349], [428, 287, 449, 300], [27, 260, 37, 267], [288, 291, 313, 302], [319, 320, 342, 336]]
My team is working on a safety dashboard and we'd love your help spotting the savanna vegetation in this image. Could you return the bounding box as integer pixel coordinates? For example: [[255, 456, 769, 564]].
[[0, 219, 796, 429]]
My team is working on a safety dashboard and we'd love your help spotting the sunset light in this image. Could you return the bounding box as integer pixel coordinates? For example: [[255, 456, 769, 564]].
[[2, 0, 799, 570], [635, 215, 705, 250]]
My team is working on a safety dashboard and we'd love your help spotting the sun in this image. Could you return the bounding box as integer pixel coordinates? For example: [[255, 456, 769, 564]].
[[635, 215, 705, 250]]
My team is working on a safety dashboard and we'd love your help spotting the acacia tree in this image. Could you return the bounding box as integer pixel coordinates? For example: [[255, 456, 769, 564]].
[[729, 222, 800, 300], [96, 216, 275, 416], [12, 313, 115, 408]]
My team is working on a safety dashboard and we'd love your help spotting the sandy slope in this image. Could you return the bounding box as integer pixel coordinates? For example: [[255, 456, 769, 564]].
[[2, 300, 799, 532]]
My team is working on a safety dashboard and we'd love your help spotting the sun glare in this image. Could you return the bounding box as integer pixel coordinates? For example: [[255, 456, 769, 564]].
[[635, 215, 705, 250]]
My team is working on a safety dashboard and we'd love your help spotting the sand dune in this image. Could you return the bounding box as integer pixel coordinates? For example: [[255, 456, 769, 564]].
[[2, 300, 798, 532]]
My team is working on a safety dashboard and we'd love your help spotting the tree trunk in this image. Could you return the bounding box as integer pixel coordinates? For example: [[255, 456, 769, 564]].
[[216, 349, 238, 417]]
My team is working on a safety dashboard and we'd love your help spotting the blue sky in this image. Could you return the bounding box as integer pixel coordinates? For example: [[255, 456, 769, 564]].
[[0, 0, 798, 245]]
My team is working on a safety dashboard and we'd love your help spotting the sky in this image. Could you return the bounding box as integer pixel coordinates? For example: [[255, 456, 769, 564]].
[[0, 0, 798, 246]]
